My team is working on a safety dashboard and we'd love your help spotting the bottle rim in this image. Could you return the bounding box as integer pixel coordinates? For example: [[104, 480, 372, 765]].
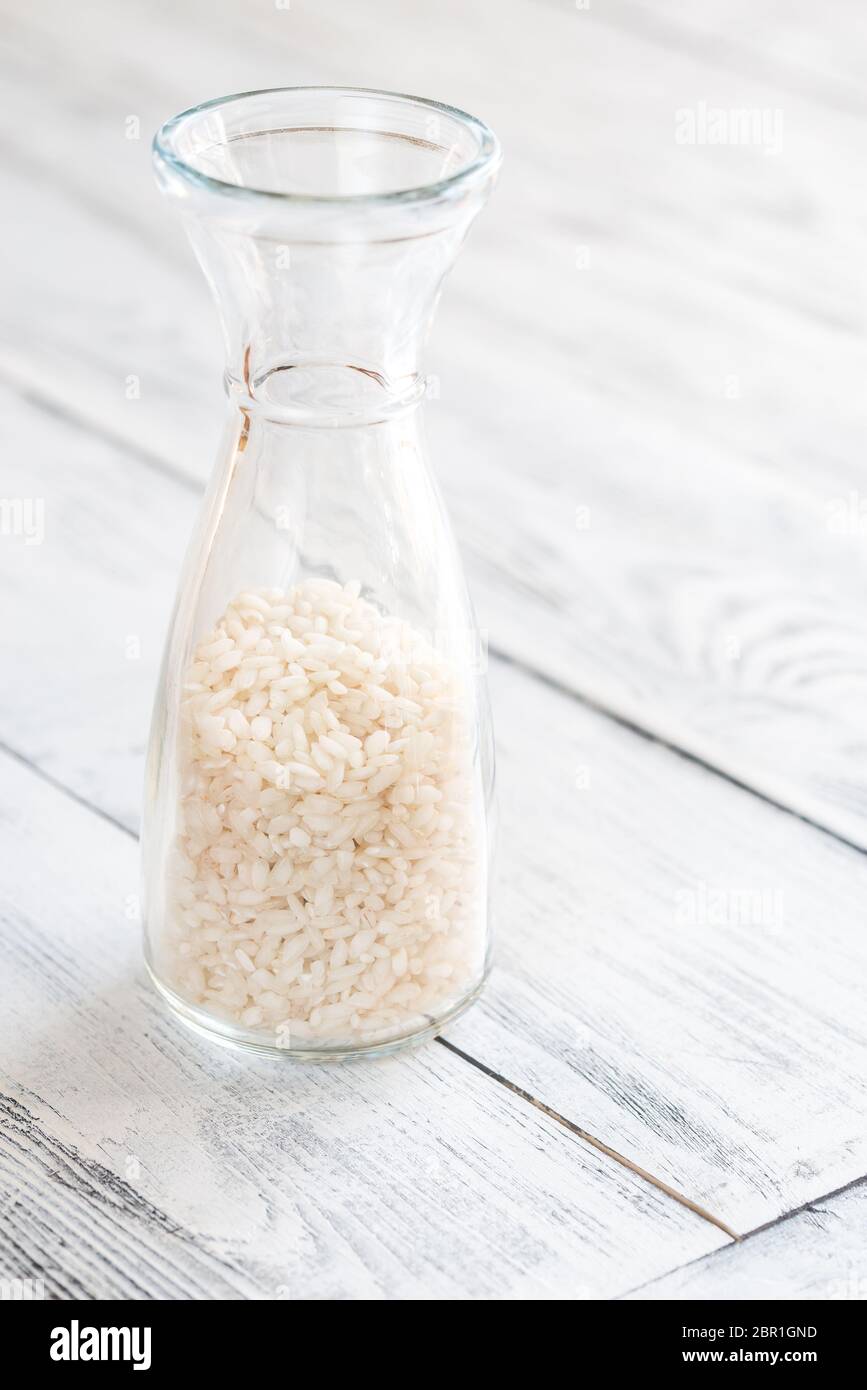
[[153, 85, 502, 208]]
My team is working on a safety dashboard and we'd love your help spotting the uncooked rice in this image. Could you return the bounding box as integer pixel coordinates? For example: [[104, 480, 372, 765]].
[[160, 578, 484, 1046]]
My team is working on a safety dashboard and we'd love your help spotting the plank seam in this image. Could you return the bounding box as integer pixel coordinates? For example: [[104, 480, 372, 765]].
[[6, 367, 866, 862], [492, 647, 867, 859], [617, 1171, 867, 1300], [0, 738, 137, 840], [3, 740, 855, 1268], [9, 375, 201, 496], [435, 1037, 739, 1241], [0, 738, 741, 1245]]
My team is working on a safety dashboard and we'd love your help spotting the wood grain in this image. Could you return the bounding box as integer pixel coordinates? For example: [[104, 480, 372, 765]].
[[0, 1093, 261, 1299], [3, 0, 867, 844], [0, 751, 725, 1299], [3, 385, 866, 1237], [1, 0, 865, 1296], [451, 666, 867, 1230], [626, 1181, 867, 1300]]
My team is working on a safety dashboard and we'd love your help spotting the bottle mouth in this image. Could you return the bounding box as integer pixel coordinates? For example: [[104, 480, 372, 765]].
[[153, 86, 501, 208]]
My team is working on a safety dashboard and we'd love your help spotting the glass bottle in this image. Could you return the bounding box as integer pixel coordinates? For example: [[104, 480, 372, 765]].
[[143, 88, 501, 1058]]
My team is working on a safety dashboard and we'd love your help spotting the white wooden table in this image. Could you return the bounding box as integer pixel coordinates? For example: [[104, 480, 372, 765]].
[[1, 0, 865, 1300]]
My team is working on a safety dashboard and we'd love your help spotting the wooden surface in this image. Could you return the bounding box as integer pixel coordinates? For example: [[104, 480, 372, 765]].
[[1, 0, 865, 1299], [628, 1183, 867, 1302]]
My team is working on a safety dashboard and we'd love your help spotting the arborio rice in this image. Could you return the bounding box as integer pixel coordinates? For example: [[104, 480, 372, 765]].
[[162, 578, 485, 1047]]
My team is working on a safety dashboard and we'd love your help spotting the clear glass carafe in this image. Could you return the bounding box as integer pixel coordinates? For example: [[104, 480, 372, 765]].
[[143, 88, 501, 1058]]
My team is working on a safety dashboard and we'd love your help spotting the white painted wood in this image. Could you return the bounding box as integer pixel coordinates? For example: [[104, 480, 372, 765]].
[[4, 385, 867, 1238], [0, 1092, 263, 1300], [627, 1182, 867, 1301], [0, 751, 725, 1299], [0, 384, 193, 829], [1, 0, 865, 1295], [612, 0, 867, 101], [451, 666, 867, 1231], [3, 0, 867, 843]]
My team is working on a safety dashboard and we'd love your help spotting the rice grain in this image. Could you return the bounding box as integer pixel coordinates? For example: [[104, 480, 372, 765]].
[[160, 578, 484, 1047]]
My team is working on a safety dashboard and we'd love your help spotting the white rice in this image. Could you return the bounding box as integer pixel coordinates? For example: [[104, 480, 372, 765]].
[[161, 578, 485, 1047]]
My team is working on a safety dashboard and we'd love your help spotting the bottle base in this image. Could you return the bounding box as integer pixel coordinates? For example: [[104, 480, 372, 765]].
[[144, 962, 489, 1062]]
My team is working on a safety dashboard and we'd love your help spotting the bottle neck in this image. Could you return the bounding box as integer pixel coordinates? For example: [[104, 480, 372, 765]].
[[184, 212, 474, 425]]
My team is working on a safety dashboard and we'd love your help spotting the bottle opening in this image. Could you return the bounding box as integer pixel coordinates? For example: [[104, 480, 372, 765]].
[[154, 86, 500, 204]]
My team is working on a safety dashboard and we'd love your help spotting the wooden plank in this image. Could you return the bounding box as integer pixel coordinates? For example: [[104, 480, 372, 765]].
[[3, 386, 866, 1235], [450, 666, 867, 1231], [0, 1092, 261, 1300], [627, 1181, 867, 1300], [2, 0, 864, 1264], [0, 384, 193, 829], [4, 0, 867, 844], [604, 0, 867, 106], [0, 751, 724, 1299]]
